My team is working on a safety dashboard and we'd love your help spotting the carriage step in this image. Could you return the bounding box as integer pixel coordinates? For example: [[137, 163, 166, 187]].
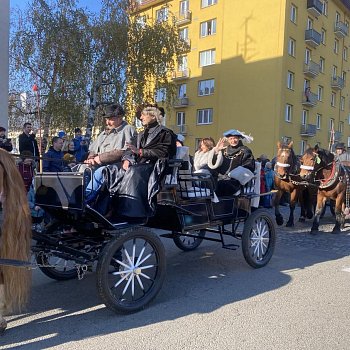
[[222, 243, 240, 251], [160, 233, 176, 238]]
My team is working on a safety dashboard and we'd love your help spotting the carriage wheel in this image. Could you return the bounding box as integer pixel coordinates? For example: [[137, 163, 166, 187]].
[[35, 223, 78, 280], [96, 227, 166, 314], [172, 230, 205, 251], [241, 209, 276, 268]]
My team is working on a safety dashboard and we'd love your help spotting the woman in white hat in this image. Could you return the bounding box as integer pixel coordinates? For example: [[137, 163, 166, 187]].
[[208, 129, 255, 196]]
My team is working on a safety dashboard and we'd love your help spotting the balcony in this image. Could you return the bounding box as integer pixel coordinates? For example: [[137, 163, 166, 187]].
[[180, 38, 191, 51], [171, 124, 187, 135], [134, 0, 167, 10], [334, 21, 348, 38], [300, 124, 317, 137], [172, 68, 190, 80], [305, 29, 321, 48], [176, 10, 192, 25], [329, 131, 342, 142], [302, 90, 318, 107], [173, 97, 189, 108], [331, 76, 345, 90], [307, 0, 323, 17], [303, 60, 320, 78]]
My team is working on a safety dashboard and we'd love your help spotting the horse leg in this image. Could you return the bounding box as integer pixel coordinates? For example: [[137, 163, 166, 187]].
[[0, 281, 7, 335], [332, 196, 344, 233], [310, 196, 326, 234], [274, 190, 284, 226], [299, 188, 306, 223]]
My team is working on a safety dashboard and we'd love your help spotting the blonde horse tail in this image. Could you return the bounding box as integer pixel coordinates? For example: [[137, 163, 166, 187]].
[[0, 149, 32, 313]]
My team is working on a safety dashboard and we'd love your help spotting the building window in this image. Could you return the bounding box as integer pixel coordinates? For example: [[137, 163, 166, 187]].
[[322, 0, 328, 16], [334, 38, 339, 54], [304, 79, 310, 91], [198, 79, 215, 96], [331, 92, 336, 107], [177, 84, 187, 98], [290, 4, 297, 23], [287, 71, 294, 89], [179, 27, 189, 41], [156, 7, 168, 22], [155, 87, 166, 102], [288, 38, 296, 57], [307, 17, 313, 30], [200, 19, 217, 37], [317, 85, 323, 101], [179, 0, 189, 15], [136, 15, 146, 27], [300, 140, 307, 155], [305, 48, 311, 64], [339, 121, 344, 133], [342, 71, 346, 83], [178, 56, 188, 71], [302, 109, 308, 125], [335, 11, 340, 24], [348, 136, 350, 148], [199, 49, 215, 67], [316, 113, 321, 129], [176, 111, 186, 126], [197, 108, 213, 124], [201, 0, 217, 8], [341, 96, 345, 111], [319, 57, 325, 73], [343, 47, 348, 61], [285, 104, 293, 122], [332, 65, 337, 77], [330, 118, 334, 131], [321, 28, 326, 44]]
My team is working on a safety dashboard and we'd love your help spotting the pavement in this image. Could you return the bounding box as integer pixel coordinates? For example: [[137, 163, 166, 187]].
[[0, 205, 349, 350]]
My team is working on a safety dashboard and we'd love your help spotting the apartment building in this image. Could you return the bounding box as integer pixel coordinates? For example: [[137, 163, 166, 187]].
[[134, 0, 350, 157]]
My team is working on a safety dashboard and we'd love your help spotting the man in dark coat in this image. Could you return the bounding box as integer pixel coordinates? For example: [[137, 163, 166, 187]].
[[0, 127, 13, 152], [18, 122, 39, 158], [43, 137, 64, 172], [208, 129, 255, 196]]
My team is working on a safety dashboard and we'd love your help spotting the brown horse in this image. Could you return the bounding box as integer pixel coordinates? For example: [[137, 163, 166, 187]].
[[299, 145, 346, 234], [0, 149, 32, 333], [274, 141, 313, 227]]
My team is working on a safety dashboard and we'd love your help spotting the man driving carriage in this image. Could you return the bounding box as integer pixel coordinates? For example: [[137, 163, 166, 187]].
[[87, 103, 176, 218]]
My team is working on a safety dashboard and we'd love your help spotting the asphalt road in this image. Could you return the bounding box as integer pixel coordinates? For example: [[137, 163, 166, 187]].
[[1, 207, 350, 350]]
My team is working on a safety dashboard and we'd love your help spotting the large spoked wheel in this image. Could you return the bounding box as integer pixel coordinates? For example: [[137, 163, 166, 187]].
[[96, 227, 166, 314], [241, 209, 276, 268], [36, 223, 78, 280], [172, 230, 206, 251]]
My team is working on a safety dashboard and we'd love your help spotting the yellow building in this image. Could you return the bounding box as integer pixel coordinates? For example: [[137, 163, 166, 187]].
[[134, 0, 350, 158]]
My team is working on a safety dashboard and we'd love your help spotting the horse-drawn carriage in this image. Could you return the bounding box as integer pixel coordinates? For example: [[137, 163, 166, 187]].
[[30, 159, 276, 314]]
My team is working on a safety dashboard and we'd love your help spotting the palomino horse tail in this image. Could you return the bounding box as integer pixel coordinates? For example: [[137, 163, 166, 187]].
[[0, 149, 32, 313]]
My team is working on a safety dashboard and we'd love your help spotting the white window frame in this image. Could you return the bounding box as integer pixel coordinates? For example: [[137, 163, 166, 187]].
[[179, 0, 189, 15], [176, 111, 186, 126], [331, 92, 336, 107], [290, 4, 297, 23], [156, 7, 168, 22], [200, 18, 217, 37], [178, 56, 188, 71], [288, 38, 296, 57], [305, 48, 311, 64], [199, 49, 216, 67], [330, 118, 335, 131], [179, 27, 189, 41], [317, 85, 323, 101], [332, 65, 337, 78], [201, 0, 217, 8], [319, 57, 325, 73], [177, 84, 187, 98], [334, 38, 339, 54], [155, 87, 166, 102], [321, 28, 326, 44], [302, 109, 308, 125], [342, 71, 346, 83], [307, 17, 313, 30], [198, 79, 215, 96], [197, 108, 213, 125], [341, 96, 345, 111], [335, 11, 340, 24], [285, 104, 293, 122], [300, 140, 307, 155], [316, 113, 321, 129], [287, 71, 294, 89], [339, 121, 344, 133], [343, 47, 348, 61], [322, 0, 328, 16], [347, 136, 350, 148]]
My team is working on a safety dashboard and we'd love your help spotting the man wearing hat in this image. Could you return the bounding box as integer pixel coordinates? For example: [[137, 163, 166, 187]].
[[0, 127, 12, 152], [85, 103, 136, 166], [208, 129, 255, 196], [334, 142, 350, 162]]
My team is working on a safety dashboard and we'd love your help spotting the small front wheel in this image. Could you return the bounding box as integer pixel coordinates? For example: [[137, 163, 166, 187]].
[[96, 227, 166, 314], [242, 209, 276, 268], [173, 230, 205, 251]]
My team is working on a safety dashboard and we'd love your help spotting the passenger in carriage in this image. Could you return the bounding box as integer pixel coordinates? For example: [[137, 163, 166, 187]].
[[193, 137, 215, 175], [207, 129, 255, 196], [334, 142, 350, 163]]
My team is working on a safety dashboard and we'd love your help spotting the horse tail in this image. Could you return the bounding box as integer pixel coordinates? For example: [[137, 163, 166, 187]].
[[0, 149, 32, 313]]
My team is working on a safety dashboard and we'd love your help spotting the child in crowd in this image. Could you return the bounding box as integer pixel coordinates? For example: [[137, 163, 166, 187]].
[[17, 151, 35, 192], [63, 153, 76, 171], [27, 182, 45, 232]]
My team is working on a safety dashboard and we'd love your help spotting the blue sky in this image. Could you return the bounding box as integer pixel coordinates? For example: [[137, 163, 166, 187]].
[[10, 0, 102, 13]]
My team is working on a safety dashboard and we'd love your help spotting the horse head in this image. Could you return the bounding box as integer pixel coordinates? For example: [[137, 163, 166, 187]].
[[299, 145, 334, 182], [275, 141, 298, 180]]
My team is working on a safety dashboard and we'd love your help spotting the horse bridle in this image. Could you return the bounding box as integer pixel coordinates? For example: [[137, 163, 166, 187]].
[[274, 148, 299, 180], [300, 152, 334, 184]]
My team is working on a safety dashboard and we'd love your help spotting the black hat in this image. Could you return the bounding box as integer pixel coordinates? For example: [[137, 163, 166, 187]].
[[104, 103, 125, 118], [0, 127, 6, 132], [335, 142, 345, 150], [74, 127, 82, 133]]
